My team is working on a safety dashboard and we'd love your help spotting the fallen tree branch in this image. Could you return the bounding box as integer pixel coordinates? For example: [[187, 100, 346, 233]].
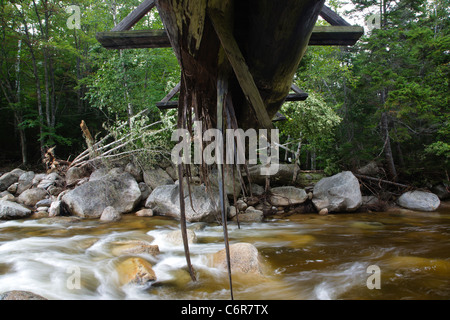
[[354, 173, 410, 189], [70, 120, 169, 168]]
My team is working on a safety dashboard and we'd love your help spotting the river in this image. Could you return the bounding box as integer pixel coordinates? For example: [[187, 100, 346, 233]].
[[0, 203, 449, 300]]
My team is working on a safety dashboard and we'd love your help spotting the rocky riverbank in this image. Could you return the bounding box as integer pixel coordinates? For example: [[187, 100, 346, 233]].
[[0, 161, 448, 299], [0, 162, 447, 222]]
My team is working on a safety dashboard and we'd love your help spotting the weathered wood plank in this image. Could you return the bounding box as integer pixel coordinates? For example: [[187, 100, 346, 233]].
[[208, 8, 274, 130], [96, 26, 364, 50], [112, 0, 156, 31], [160, 82, 180, 103], [285, 93, 308, 101], [155, 101, 178, 109], [291, 83, 308, 96], [309, 26, 364, 46], [319, 5, 351, 26], [95, 29, 169, 49]]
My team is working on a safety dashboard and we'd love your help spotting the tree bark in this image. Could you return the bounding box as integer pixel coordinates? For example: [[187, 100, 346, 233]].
[[381, 111, 397, 181]]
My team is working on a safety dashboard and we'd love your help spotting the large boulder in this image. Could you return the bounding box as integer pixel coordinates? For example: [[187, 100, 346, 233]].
[[209, 243, 265, 275], [116, 257, 156, 286], [37, 172, 63, 190], [100, 206, 122, 222], [0, 200, 32, 219], [208, 167, 241, 199], [65, 166, 89, 186], [125, 162, 143, 182], [111, 240, 160, 257], [269, 186, 308, 206], [143, 167, 174, 190], [235, 207, 264, 222], [0, 169, 25, 192], [62, 172, 141, 218], [312, 171, 362, 213], [0, 290, 47, 300], [397, 191, 440, 212], [145, 184, 226, 222], [89, 168, 109, 181], [16, 171, 35, 195], [164, 229, 197, 245], [17, 188, 47, 207], [247, 164, 324, 187]]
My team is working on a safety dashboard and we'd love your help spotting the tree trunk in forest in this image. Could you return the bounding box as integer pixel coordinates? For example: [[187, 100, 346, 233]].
[[21, 14, 46, 158], [119, 50, 134, 128], [381, 111, 397, 181]]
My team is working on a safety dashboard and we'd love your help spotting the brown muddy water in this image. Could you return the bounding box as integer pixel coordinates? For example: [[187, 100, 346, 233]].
[[0, 203, 449, 300]]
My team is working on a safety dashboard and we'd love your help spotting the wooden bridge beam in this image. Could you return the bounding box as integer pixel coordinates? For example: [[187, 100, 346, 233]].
[[96, 26, 363, 49]]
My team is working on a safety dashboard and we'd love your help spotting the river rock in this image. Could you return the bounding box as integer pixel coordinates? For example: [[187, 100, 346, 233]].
[[312, 171, 362, 213], [249, 183, 265, 196], [208, 167, 241, 199], [143, 167, 174, 190], [48, 200, 61, 217], [247, 164, 324, 187], [37, 172, 62, 190], [111, 240, 160, 256], [269, 186, 308, 206], [431, 184, 449, 200], [65, 166, 89, 186], [16, 171, 35, 195], [0, 169, 24, 192], [0, 200, 32, 219], [165, 165, 178, 180], [7, 182, 18, 194], [228, 205, 237, 218], [17, 188, 47, 207], [135, 208, 154, 217], [0, 191, 15, 202], [125, 162, 143, 182], [116, 257, 156, 286], [138, 182, 152, 202], [62, 172, 141, 218], [31, 173, 45, 187], [235, 199, 247, 211], [397, 191, 440, 212], [100, 206, 122, 222], [235, 207, 264, 222], [36, 198, 52, 207], [164, 229, 197, 245], [0, 290, 47, 300], [30, 211, 49, 219], [357, 161, 380, 176], [145, 184, 226, 222], [89, 168, 109, 181], [209, 243, 265, 275]]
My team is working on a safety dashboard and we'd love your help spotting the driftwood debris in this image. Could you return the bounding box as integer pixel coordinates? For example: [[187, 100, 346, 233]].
[[354, 173, 410, 189], [80, 120, 96, 159], [43, 147, 71, 174]]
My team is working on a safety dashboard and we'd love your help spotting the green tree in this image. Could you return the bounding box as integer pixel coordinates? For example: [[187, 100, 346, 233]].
[[276, 92, 342, 171], [347, 0, 449, 182]]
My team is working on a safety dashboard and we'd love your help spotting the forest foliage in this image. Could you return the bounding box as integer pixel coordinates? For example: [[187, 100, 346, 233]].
[[0, 0, 448, 186]]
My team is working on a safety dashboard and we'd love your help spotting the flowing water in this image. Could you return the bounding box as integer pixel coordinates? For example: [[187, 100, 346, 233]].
[[0, 204, 449, 300]]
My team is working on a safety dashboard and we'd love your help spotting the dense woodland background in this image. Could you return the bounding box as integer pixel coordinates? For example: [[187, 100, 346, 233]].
[[0, 0, 448, 187]]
